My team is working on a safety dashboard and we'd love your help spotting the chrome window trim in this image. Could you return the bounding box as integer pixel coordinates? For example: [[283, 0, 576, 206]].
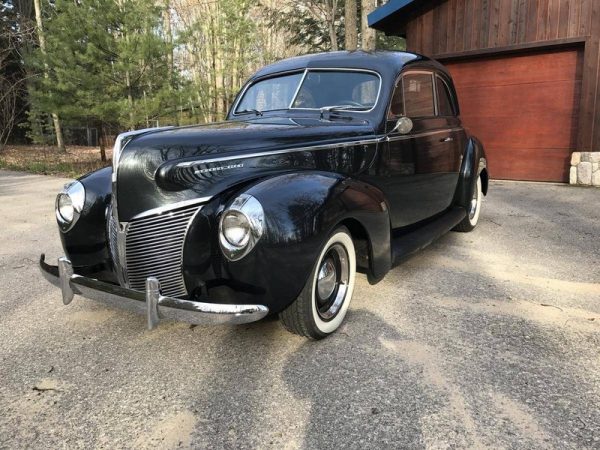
[[387, 74, 404, 120], [232, 68, 383, 116], [288, 69, 309, 109], [231, 68, 304, 118], [432, 73, 439, 116]]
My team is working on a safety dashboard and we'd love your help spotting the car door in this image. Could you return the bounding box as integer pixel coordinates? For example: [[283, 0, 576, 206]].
[[432, 72, 465, 204], [378, 70, 462, 228]]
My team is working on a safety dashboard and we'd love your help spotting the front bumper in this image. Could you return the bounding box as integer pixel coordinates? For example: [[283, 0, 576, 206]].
[[39, 255, 269, 330]]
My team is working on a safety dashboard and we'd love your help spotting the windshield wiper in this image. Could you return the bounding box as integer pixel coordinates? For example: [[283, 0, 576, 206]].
[[237, 108, 263, 116], [319, 105, 369, 118]]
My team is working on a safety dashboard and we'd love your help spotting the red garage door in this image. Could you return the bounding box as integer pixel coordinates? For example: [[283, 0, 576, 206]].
[[444, 48, 583, 182]]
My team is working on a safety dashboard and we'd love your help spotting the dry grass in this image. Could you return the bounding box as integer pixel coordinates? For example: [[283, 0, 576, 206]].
[[0, 145, 112, 178]]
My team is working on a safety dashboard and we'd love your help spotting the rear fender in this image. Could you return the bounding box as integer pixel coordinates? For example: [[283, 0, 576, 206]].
[[453, 137, 487, 209]]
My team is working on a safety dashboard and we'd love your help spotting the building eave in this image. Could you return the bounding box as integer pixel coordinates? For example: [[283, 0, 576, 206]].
[[368, 0, 438, 35]]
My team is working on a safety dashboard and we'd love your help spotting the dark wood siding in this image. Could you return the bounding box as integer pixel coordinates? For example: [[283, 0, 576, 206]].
[[404, 0, 600, 154]]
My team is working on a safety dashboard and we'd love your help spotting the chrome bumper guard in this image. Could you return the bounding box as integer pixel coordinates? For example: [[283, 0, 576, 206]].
[[39, 255, 269, 330]]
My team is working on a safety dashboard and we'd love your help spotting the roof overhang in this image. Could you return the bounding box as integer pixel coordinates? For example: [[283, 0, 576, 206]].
[[368, 0, 439, 36]]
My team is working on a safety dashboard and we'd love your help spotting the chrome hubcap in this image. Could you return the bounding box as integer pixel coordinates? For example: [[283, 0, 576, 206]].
[[315, 244, 349, 320], [317, 259, 336, 299]]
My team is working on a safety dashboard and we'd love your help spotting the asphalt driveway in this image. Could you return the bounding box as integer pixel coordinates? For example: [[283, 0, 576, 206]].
[[0, 169, 599, 449]]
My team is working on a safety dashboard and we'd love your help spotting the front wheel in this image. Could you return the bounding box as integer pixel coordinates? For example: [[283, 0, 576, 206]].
[[279, 226, 356, 339], [453, 175, 483, 232]]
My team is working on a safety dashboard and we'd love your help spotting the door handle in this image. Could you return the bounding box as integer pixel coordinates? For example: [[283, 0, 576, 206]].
[[440, 136, 454, 143]]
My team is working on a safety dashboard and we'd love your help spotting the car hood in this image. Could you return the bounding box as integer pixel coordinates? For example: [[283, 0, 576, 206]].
[[116, 117, 378, 221]]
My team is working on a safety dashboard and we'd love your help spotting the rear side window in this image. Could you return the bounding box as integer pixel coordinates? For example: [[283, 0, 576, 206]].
[[403, 73, 435, 117], [436, 76, 455, 116]]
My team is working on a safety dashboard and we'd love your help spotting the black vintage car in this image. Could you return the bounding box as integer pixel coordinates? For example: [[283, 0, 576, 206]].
[[40, 51, 488, 339]]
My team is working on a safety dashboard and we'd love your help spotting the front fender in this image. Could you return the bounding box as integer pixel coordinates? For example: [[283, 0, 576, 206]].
[[221, 171, 391, 314], [59, 166, 113, 271]]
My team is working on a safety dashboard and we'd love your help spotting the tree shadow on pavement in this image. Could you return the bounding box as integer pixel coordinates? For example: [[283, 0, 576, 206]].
[[184, 309, 437, 449], [280, 309, 438, 449]]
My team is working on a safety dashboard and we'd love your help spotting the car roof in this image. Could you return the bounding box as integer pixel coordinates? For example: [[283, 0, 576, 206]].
[[250, 50, 443, 80]]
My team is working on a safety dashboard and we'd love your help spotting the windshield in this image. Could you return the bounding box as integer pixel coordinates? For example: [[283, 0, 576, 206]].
[[235, 70, 380, 114]]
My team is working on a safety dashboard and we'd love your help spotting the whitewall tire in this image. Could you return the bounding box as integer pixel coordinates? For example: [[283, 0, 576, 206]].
[[453, 175, 483, 232], [280, 227, 356, 339]]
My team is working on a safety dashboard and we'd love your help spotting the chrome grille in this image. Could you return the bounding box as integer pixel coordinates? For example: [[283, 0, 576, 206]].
[[126, 204, 200, 297], [107, 202, 201, 298]]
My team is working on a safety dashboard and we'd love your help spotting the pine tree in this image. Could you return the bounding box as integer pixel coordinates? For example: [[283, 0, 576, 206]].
[[28, 0, 174, 160]]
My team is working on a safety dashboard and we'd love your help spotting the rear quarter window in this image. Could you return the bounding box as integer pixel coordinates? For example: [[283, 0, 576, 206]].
[[436, 76, 456, 117]]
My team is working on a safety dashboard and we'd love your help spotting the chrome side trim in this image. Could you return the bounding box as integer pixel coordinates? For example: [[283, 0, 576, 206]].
[[130, 197, 212, 221], [174, 127, 464, 169], [386, 127, 463, 143], [39, 255, 269, 330], [176, 138, 384, 168]]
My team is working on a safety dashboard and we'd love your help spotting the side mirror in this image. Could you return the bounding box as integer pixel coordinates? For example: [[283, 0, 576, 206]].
[[391, 116, 413, 135]]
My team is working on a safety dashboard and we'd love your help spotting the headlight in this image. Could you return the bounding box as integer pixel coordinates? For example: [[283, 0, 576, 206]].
[[222, 211, 251, 247], [57, 194, 74, 222], [219, 194, 264, 261], [55, 180, 85, 232]]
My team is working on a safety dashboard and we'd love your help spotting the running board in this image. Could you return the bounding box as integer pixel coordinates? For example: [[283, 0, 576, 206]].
[[391, 207, 466, 267]]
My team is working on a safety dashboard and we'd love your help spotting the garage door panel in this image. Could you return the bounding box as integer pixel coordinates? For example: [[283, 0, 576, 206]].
[[456, 81, 581, 117], [448, 50, 583, 88], [487, 147, 571, 182], [461, 116, 579, 149], [445, 48, 583, 182]]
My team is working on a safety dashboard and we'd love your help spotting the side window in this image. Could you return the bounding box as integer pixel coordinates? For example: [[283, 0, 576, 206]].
[[403, 73, 435, 117], [436, 76, 455, 116], [388, 78, 404, 118]]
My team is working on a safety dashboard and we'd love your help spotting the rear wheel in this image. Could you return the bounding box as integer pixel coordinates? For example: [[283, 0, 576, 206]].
[[279, 227, 356, 339], [453, 175, 482, 232]]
